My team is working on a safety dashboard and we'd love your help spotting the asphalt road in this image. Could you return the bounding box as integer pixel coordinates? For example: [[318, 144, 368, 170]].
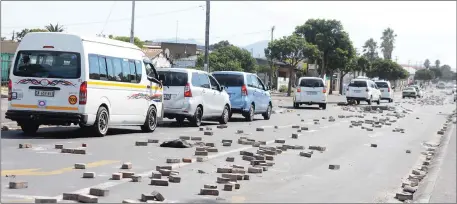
[[0, 91, 455, 203]]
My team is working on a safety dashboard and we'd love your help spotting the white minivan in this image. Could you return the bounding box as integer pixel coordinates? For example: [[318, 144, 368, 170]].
[[375, 80, 393, 102], [346, 78, 381, 105], [6, 33, 163, 136], [293, 77, 327, 109], [158, 68, 231, 127]]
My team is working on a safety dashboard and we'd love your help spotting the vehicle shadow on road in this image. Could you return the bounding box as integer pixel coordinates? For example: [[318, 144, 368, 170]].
[[0, 126, 145, 139], [282, 106, 322, 110]]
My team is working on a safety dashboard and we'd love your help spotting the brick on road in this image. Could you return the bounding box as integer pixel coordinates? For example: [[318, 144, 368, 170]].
[[131, 175, 142, 182], [77, 194, 98, 203], [74, 163, 86, 169], [55, 144, 64, 149], [168, 175, 181, 183], [112, 173, 122, 180], [329, 165, 340, 170], [135, 141, 148, 146], [200, 188, 219, 196], [83, 172, 96, 178], [150, 179, 169, 186], [151, 171, 162, 179], [121, 171, 135, 178], [35, 198, 58, 203], [191, 136, 202, 141], [121, 162, 132, 169], [89, 188, 109, 197], [9, 181, 28, 189]]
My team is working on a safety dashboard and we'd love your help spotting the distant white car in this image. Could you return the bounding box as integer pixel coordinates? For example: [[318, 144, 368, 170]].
[[375, 80, 393, 102], [410, 85, 423, 98], [402, 87, 418, 99], [346, 78, 381, 105], [293, 77, 327, 109]]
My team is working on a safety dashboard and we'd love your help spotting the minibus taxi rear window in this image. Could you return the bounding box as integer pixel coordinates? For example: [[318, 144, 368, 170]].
[[348, 80, 367, 87], [212, 74, 244, 87], [299, 78, 324, 87], [375, 82, 389, 88], [13, 51, 81, 79], [158, 71, 188, 86]]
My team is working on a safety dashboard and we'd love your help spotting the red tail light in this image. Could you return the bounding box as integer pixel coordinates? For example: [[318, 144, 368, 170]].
[[7, 79, 12, 101], [323, 88, 326, 93], [388, 87, 390, 92], [241, 85, 248, 96], [79, 81, 87, 105], [184, 83, 192, 97], [297, 87, 301, 92]]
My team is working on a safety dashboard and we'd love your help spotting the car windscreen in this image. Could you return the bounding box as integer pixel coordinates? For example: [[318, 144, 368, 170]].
[[404, 88, 415, 91], [212, 74, 244, 87], [158, 71, 188, 86], [348, 80, 367, 87], [375, 82, 389, 88], [13, 51, 81, 79], [299, 78, 324, 87]]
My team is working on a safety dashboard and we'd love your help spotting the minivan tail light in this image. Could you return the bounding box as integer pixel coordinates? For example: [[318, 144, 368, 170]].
[[241, 85, 248, 96], [7, 79, 12, 101], [388, 87, 390, 92], [323, 88, 326, 93], [79, 81, 87, 105], [184, 83, 192, 97], [297, 87, 301, 92]]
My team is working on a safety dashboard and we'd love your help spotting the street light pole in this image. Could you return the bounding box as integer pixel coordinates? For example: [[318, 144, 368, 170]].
[[129, 0, 136, 44], [204, 0, 210, 72]]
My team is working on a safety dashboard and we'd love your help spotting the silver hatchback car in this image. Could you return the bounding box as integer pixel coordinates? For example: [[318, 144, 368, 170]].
[[158, 68, 231, 127]]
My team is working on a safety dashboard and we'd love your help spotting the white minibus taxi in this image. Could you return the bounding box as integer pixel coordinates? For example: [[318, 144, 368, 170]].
[[6, 32, 163, 137]]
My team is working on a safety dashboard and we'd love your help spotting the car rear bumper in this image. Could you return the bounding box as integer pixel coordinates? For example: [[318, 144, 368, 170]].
[[346, 97, 369, 101], [5, 110, 87, 125]]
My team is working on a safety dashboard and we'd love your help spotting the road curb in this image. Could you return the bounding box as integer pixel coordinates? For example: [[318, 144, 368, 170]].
[[413, 122, 455, 203]]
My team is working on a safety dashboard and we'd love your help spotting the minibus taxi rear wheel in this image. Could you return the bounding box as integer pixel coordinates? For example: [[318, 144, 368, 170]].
[[141, 106, 157, 133], [92, 106, 109, 137], [20, 122, 39, 135]]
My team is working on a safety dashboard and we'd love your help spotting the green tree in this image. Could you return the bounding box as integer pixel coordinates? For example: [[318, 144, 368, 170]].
[[414, 69, 435, 81], [356, 56, 371, 76], [45, 23, 65, 32], [209, 40, 231, 50], [362, 38, 379, 63], [15, 28, 48, 41], [111, 36, 144, 48], [439, 64, 455, 81], [380, 28, 397, 60], [430, 68, 442, 79], [424, 59, 431, 69], [196, 44, 258, 73], [294, 19, 345, 78], [264, 34, 319, 96], [338, 54, 357, 93], [435, 59, 440, 69], [367, 59, 407, 81]]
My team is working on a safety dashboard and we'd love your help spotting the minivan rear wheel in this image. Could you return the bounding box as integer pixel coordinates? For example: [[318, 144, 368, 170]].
[[262, 104, 272, 120], [190, 106, 203, 127], [245, 104, 255, 122], [141, 106, 157, 133], [92, 106, 109, 137], [20, 123, 39, 135]]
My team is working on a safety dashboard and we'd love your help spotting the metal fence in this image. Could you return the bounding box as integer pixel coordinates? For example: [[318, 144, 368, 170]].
[[1, 59, 12, 85]]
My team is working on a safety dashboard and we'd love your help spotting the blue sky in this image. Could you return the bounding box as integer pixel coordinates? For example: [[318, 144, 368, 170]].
[[1, 1, 456, 69]]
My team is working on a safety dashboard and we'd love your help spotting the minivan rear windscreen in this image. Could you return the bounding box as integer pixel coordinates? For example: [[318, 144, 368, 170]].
[[212, 74, 244, 87], [299, 79, 324, 87], [13, 51, 81, 79], [158, 71, 188, 86], [348, 81, 367, 87], [375, 82, 389, 88]]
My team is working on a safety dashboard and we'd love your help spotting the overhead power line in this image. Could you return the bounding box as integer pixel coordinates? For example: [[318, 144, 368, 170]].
[[100, 1, 117, 35], [2, 5, 204, 29]]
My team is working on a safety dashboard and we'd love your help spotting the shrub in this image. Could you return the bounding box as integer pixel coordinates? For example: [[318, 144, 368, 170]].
[[279, 85, 287, 93]]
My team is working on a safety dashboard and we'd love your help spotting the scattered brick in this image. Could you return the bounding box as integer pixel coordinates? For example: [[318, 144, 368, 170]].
[[223, 184, 234, 191], [9, 181, 28, 189], [89, 188, 109, 197], [158, 169, 171, 176], [231, 168, 246, 174], [19, 143, 32, 149], [265, 155, 274, 161], [181, 158, 192, 163], [151, 191, 165, 202], [403, 185, 417, 193], [150, 179, 169, 186], [83, 172, 96, 178], [299, 151, 312, 158], [156, 165, 172, 171], [395, 192, 413, 201], [206, 127, 212, 131], [61, 148, 75, 153], [329, 165, 340, 170], [131, 175, 142, 182], [191, 137, 202, 141], [195, 151, 209, 156], [151, 171, 162, 179], [217, 167, 232, 173], [73, 148, 87, 155], [35, 198, 58, 203], [199, 127, 204, 131], [370, 144, 377, 148], [232, 164, 244, 169], [121, 171, 135, 178], [274, 126, 279, 129], [169, 175, 181, 183], [248, 167, 263, 173], [55, 144, 64, 149], [275, 139, 285, 144], [179, 136, 190, 140], [204, 131, 213, 136], [112, 173, 122, 180], [256, 127, 264, 131], [292, 134, 299, 139], [222, 142, 231, 147], [294, 145, 304, 150], [77, 194, 98, 203], [251, 160, 266, 166], [166, 158, 180, 164], [226, 157, 235, 162], [62, 193, 79, 201], [204, 184, 218, 189], [74, 163, 86, 169], [406, 150, 411, 154], [135, 141, 148, 146], [242, 155, 255, 161], [292, 125, 300, 129], [309, 146, 326, 151], [217, 177, 230, 184], [222, 173, 242, 181], [200, 188, 219, 196], [147, 139, 159, 143], [243, 174, 250, 180], [207, 148, 218, 153], [82, 143, 87, 147], [217, 125, 228, 129], [121, 162, 132, 170]]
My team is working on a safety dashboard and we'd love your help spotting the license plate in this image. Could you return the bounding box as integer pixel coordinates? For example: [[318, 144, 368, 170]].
[[381, 90, 384, 92], [307, 91, 317, 95], [354, 90, 361, 93], [35, 90, 54, 97], [164, 94, 171, 100]]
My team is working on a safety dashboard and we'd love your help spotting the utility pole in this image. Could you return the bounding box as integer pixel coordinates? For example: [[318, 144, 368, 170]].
[[175, 21, 179, 43], [129, 0, 136, 44], [204, 0, 210, 72], [11, 30, 15, 41]]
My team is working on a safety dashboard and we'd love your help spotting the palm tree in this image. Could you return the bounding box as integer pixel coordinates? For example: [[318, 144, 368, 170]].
[[45, 23, 65, 32]]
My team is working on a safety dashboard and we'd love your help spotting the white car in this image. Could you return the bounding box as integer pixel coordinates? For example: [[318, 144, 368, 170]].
[[402, 87, 418, 99], [5, 32, 163, 136], [293, 77, 327, 109], [375, 80, 393, 102], [410, 85, 423, 98], [158, 68, 231, 127], [346, 78, 381, 105], [437, 82, 446, 89]]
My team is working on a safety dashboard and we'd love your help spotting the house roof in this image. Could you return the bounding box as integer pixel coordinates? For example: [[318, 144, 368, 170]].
[[1, 41, 19, 54], [142, 48, 163, 58]]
